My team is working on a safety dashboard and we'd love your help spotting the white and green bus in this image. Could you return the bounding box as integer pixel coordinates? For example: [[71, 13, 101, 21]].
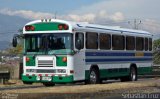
[[12, 19, 152, 86]]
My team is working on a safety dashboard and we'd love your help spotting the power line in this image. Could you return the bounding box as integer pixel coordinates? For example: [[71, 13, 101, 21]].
[[128, 19, 142, 29]]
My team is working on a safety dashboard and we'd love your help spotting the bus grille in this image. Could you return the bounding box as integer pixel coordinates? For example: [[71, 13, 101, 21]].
[[38, 60, 53, 67]]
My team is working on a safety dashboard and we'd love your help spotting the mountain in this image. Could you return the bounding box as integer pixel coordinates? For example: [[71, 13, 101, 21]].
[[0, 14, 30, 50]]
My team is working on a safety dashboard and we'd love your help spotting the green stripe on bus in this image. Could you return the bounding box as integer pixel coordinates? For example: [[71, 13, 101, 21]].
[[137, 67, 152, 75], [53, 75, 73, 83], [85, 68, 130, 80], [32, 22, 61, 31], [85, 67, 152, 80], [22, 75, 37, 82]]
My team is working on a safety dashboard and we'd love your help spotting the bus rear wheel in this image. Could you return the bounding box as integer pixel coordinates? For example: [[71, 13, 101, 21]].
[[129, 66, 137, 81], [43, 82, 55, 87], [89, 68, 100, 84], [120, 66, 137, 82]]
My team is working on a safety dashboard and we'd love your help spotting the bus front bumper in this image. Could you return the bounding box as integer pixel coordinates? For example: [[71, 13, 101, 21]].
[[22, 75, 74, 83]]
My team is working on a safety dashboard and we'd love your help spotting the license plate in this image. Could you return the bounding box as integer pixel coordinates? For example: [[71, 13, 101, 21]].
[[41, 76, 52, 81]]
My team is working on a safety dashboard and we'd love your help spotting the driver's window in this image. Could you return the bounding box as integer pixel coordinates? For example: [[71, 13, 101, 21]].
[[75, 32, 84, 49]]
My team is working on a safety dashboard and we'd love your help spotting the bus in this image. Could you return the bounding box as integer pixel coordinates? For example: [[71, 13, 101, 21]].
[[12, 19, 153, 86]]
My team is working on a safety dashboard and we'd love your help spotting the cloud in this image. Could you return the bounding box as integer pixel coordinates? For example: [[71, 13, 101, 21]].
[[110, 12, 124, 22], [63, 13, 96, 22], [0, 0, 160, 35], [0, 8, 53, 19], [140, 19, 160, 34], [0, 8, 125, 23], [62, 11, 124, 23]]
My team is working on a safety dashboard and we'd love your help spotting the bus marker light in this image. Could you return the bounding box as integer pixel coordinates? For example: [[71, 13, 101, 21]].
[[45, 74, 48, 76], [25, 25, 35, 31], [58, 24, 63, 30], [26, 74, 29, 76], [63, 24, 69, 30], [38, 74, 42, 76], [58, 24, 69, 30], [30, 26, 35, 31]]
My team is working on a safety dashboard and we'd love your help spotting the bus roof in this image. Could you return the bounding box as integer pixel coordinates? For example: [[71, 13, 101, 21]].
[[70, 22, 152, 36], [23, 19, 152, 36]]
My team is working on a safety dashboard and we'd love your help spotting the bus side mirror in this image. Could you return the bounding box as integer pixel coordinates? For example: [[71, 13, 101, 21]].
[[12, 35, 18, 47]]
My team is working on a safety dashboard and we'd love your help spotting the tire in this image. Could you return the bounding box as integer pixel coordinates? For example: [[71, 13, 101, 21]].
[[23, 81, 33, 85], [88, 68, 100, 84], [120, 66, 137, 82], [129, 66, 137, 81], [43, 82, 55, 87]]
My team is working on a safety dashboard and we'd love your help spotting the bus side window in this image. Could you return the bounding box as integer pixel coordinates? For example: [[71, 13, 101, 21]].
[[136, 37, 144, 51], [126, 36, 135, 50], [99, 33, 111, 50], [149, 38, 152, 51], [112, 35, 125, 50], [145, 38, 149, 51], [86, 32, 98, 49], [75, 32, 84, 50]]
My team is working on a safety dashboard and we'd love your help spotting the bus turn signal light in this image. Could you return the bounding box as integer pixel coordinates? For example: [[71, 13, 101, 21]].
[[26, 57, 30, 62], [62, 57, 67, 62]]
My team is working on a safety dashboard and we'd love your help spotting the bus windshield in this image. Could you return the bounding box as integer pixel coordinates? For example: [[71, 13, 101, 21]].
[[25, 33, 73, 54]]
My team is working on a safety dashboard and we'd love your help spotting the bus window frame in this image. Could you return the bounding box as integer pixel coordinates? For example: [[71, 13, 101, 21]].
[[75, 32, 84, 50]]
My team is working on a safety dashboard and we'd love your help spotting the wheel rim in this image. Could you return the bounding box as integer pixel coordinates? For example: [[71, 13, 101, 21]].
[[90, 71, 97, 84], [131, 68, 136, 81]]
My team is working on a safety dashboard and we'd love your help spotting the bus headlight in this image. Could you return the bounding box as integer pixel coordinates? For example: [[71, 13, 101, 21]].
[[57, 69, 66, 73], [26, 69, 36, 73]]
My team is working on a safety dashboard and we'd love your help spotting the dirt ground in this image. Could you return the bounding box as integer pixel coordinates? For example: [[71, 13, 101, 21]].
[[0, 78, 160, 99]]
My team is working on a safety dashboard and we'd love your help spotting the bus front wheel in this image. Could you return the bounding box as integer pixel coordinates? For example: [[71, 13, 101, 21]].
[[88, 68, 100, 84]]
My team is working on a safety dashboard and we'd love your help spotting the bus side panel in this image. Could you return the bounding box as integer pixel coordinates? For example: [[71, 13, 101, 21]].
[[73, 50, 86, 81]]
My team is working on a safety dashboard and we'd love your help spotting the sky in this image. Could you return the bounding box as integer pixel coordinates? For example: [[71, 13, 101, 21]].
[[0, 0, 160, 35]]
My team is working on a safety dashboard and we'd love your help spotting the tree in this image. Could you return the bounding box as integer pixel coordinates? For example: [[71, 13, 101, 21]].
[[7, 44, 23, 55], [153, 39, 160, 64]]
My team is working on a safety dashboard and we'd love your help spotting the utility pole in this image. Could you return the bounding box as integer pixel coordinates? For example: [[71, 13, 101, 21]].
[[128, 19, 142, 29], [54, 11, 57, 19]]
